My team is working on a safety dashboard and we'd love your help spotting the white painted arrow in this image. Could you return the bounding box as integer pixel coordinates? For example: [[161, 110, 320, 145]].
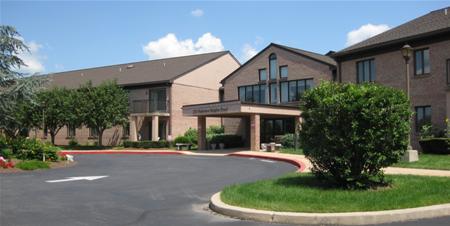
[[46, 175, 108, 183]]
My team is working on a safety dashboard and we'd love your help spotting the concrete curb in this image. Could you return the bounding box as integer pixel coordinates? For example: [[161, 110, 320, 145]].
[[210, 192, 450, 225], [59, 150, 185, 155], [227, 153, 306, 172]]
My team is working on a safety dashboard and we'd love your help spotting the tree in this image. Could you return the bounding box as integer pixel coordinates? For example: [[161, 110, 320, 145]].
[[79, 81, 128, 146], [0, 25, 44, 138], [299, 82, 412, 189], [31, 87, 75, 144]]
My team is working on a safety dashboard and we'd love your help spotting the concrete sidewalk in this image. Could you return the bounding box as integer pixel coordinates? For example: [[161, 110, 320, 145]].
[[229, 151, 450, 177]]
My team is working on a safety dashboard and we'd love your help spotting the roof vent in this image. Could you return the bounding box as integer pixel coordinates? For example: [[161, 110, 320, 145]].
[[126, 64, 134, 69], [163, 62, 166, 67]]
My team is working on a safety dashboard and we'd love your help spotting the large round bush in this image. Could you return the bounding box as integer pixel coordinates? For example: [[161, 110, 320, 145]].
[[299, 82, 412, 189]]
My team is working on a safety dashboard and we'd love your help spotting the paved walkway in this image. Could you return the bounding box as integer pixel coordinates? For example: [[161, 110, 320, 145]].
[[60, 149, 450, 177]]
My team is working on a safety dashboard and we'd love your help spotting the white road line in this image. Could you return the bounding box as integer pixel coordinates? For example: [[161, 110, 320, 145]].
[[46, 175, 109, 183]]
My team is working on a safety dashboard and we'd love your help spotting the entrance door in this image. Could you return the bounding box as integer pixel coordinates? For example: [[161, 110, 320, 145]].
[[261, 118, 295, 143]]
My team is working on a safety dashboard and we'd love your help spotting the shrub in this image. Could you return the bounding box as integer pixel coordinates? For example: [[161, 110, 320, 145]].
[[299, 82, 412, 189], [207, 125, 224, 135], [68, 138, 79, 148], [16, 160, 49, 170], [184, 128, 198, 145], [419, 138, 450, 154], [0, 135, 7, 149], [280, 133, 296, 148], [0, 149, 13, 159], [15, 139, 60, 161], [122, 140, 170, 149], [174, 136, 191, 144], [210, 134, 243, 148]]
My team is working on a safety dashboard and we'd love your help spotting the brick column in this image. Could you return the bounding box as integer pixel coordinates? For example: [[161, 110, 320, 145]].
[[198, 116, 207, 150], [129, 116, 138, 141], [152, 115, 159, 141], [250, 114, 260, 151]]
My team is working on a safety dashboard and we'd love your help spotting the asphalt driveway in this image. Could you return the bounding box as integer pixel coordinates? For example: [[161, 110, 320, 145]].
[[0, 154, 449, 226]]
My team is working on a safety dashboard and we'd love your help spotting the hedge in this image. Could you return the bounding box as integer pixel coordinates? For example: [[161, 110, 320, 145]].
[[123, 140, 170, 149], [419, 138, 450, 154]]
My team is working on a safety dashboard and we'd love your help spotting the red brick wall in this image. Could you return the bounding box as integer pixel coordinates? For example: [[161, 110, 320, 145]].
[[339, 39, 450, 149]]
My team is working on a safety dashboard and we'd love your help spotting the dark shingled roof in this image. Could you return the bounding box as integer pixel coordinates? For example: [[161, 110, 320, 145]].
[[220, 43, 336, 84], [273, 43, 337, 66], [335, 7, 450, 56], [47, 51, 232, 89]]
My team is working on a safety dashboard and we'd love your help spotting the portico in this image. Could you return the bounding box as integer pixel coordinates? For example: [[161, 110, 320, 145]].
[[183, 100, 301, 151], [128, 112, 170, 141]]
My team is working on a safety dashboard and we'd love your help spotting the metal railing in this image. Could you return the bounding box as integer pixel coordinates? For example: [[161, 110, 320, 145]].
[[129, 99, 168, 113]]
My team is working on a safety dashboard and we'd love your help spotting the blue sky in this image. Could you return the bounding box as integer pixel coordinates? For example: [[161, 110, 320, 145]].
[[2, 0, 449, 74]]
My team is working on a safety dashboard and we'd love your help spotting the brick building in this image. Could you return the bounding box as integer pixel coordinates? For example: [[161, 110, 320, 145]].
[[31, 51, 240, 145], [333, 7, 450, 149], [183, 43, 336, 150]]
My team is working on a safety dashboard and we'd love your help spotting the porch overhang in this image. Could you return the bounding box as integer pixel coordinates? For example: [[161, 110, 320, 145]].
[[182, 100, 301, 117]]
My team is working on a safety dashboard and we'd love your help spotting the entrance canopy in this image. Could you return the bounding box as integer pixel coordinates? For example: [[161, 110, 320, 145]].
[[182, 100, 301, 118], [182, 100, 301, 151]]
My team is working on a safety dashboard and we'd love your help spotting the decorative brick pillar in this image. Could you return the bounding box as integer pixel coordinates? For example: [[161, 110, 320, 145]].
[[250, 114, 260, 151], [151, 115, 159, 141], [198, 116, 207, 150], [129, 116, 138, 141]]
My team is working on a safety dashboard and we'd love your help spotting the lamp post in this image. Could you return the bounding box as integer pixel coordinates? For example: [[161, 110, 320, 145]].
[[401, 44, 414, 151]]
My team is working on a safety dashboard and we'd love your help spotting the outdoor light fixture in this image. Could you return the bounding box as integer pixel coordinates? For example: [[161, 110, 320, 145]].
[[401, 44, 415, 153]]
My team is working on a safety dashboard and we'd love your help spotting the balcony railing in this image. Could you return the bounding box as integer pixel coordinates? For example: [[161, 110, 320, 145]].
[[129, 99, 168, 114]]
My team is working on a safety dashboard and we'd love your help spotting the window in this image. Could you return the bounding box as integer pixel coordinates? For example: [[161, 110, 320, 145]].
[[259, 68, 267, 81], [415, 49, 430, 75], [67, 125, 76, 138], [280, 82, 289, 103], [270, 83, 278, 104], [279, 66, 288, 78], [415, 106, 431, 131], [89, 127, 99, 138], [356, 59, 375, 83], [269, 54, 277, 80], [283, 79, 314, 102], [239, 86, 246, 101], [238, 84, 266, 104], [149, 88, 167, 112]]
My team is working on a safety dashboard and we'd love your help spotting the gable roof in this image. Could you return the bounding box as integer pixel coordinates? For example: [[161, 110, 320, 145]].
[[47, 51, 236, 89], [335, 7, 450, 57], [220, 43, 336, 84]]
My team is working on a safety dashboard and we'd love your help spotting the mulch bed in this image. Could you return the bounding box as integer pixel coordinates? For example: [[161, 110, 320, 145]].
[[0, 159, 77, 173]]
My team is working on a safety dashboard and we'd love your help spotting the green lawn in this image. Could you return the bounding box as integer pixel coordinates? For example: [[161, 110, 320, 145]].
[[279, 148, 304, 155], [393, 154, 450, 170], [221, 173, 450, 213], [16, 160, 50, 170]]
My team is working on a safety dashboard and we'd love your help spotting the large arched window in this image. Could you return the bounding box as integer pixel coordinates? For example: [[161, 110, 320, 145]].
[[269, 54, 277, 80]]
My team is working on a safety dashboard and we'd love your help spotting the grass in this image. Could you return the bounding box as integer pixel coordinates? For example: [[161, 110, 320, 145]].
[[279, 148, 304, 155], [221, 173, 450, 213], [393, 154, 450, 170], [15, 160, 50, 170]]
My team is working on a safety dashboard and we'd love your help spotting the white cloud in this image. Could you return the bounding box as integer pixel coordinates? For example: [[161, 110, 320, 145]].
[[191, 9, 204, 17], [16, 40, 46, 75], [241, 44, 258, 62], [346, 23, 390, 46], [142, 33, 225, 59]]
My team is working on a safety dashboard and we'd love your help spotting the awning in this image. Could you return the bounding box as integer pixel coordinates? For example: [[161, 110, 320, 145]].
[[182, 100, 301, 117]]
